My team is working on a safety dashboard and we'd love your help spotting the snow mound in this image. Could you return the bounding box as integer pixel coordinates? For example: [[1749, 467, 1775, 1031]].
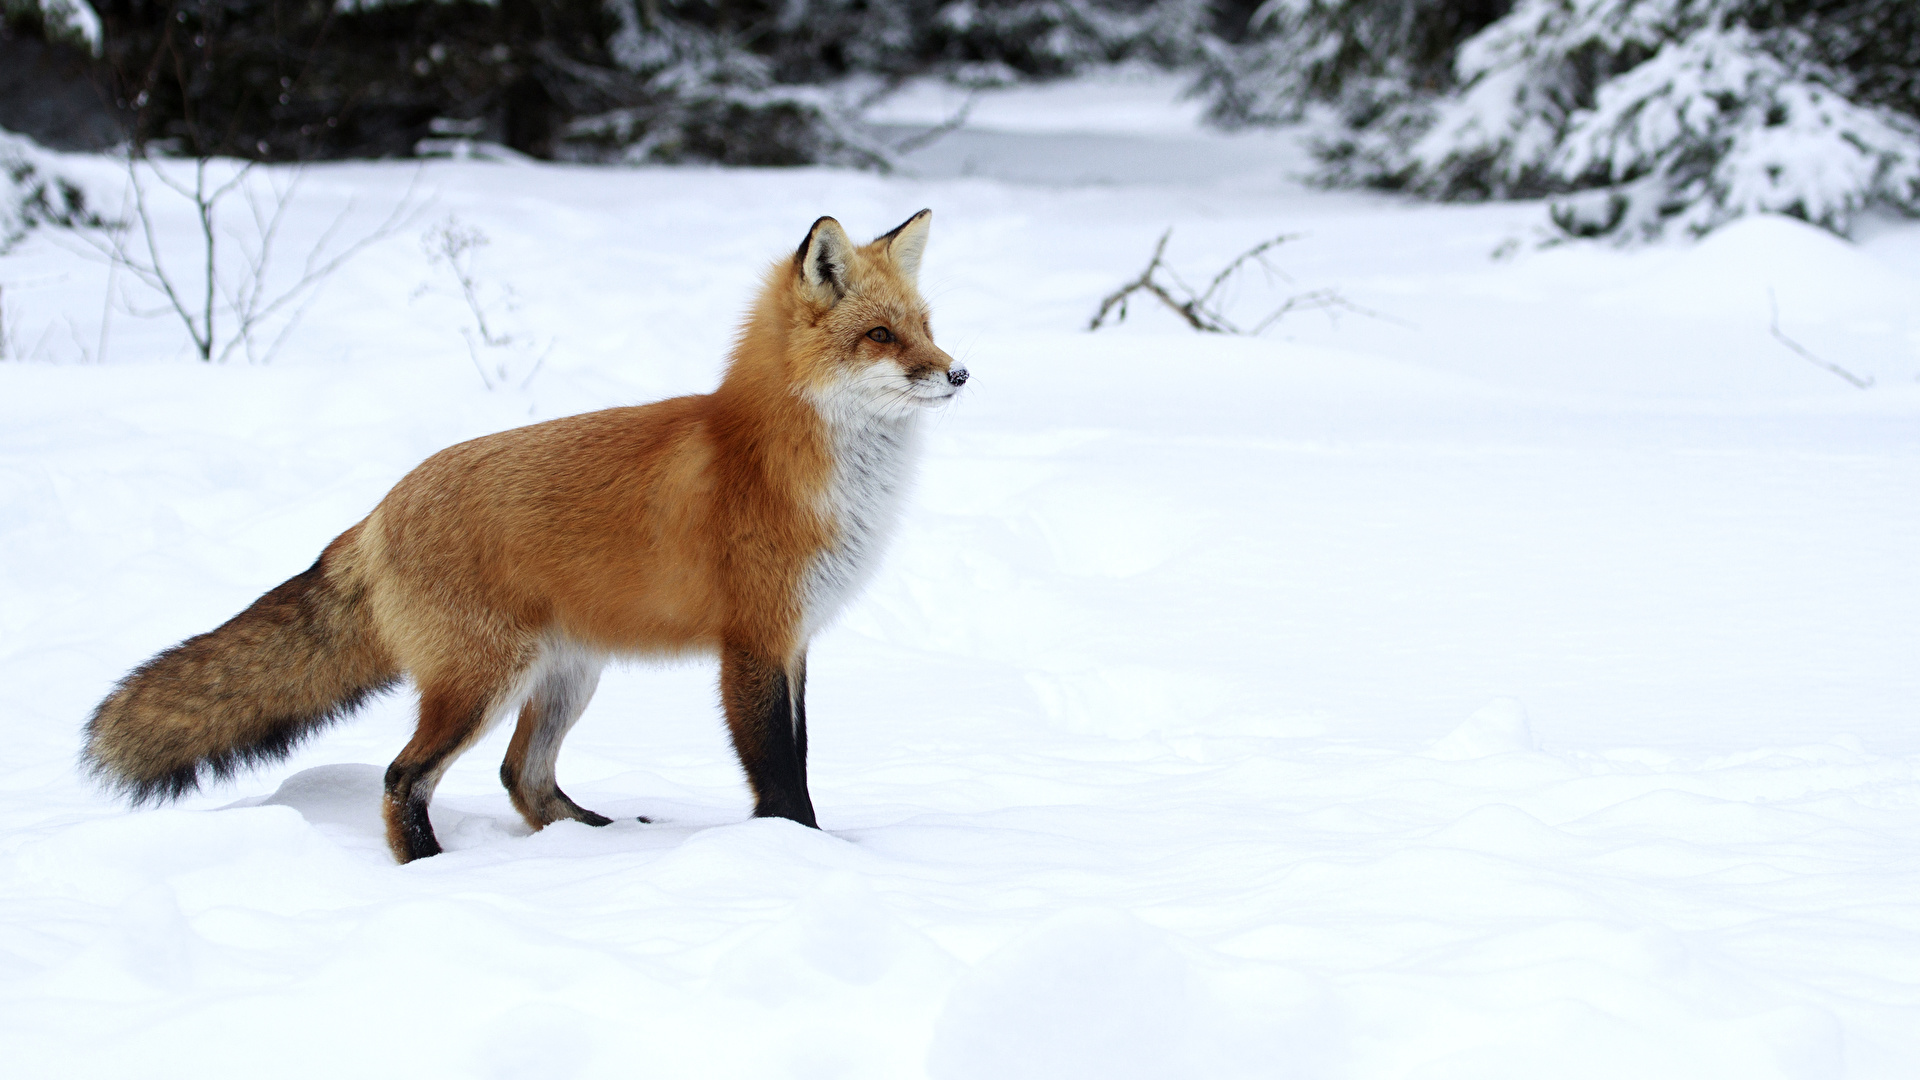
[[1593, 213, 1917, 321], [1428, 698, 1536, 760], [259, 763, 385, 831]]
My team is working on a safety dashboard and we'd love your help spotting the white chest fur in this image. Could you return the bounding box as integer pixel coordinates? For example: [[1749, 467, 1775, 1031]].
[[800, 410, 923, 639]]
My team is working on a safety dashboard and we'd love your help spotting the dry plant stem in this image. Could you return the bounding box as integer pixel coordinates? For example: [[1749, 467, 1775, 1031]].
[[124, 156, 244, 359], [1196, 232, 1298, 309], [222, 170, 425, 364], [1092, 228, 1350, 335], [229, 174, 424, 365], [1247, 289, 1370, 334], [97, 220, 120, 363], [457, 252, 507, 349], [424, 218, 537, 391], [461, 328, 493, 389], [1089, 229, 1230, 333], [1769, 288, 1871, 390], [428, 222, 507, 346], [72, 156, 423, 363]]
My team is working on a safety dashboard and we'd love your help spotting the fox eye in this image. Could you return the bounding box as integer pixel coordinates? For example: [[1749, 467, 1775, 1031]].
[[866, 326, 894, 343]]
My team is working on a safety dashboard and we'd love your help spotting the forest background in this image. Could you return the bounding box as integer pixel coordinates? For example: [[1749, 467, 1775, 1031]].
[[4, 0, 1918, 243]]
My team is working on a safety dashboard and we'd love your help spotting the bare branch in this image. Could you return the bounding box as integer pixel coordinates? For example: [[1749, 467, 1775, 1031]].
[[1090, 229, 1176, 331], [1197, 233, 1298, 307], [250, 173, 421, 368], [421, 213, 551, 390], [1768, 288, 1871, 390], [199, 160, 218, 361], [128, 157, 211, 358], [461, 326, 496, 391], [67, 151, 424, 366], [118, 155, 426, 366], [1090, 228, 1378, 337]]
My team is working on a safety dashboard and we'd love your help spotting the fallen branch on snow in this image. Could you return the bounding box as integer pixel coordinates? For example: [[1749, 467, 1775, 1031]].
[[1088, 228, 1382, 335], [1768, 288, 1871, 390]]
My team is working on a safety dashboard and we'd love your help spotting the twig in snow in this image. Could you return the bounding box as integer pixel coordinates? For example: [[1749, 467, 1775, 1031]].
[[1769, 288, 1871, 390], [1089, 229, 1210, 331], [420, 216, 551, 391], [1088, 228, 1388, 335]]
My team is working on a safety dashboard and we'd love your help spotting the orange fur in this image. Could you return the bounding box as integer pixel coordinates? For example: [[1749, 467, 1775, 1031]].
[[84, 211, 964, 862]]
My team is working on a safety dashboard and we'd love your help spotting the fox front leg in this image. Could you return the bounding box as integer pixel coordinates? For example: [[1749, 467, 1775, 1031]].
[[720, 645, 817, 827]]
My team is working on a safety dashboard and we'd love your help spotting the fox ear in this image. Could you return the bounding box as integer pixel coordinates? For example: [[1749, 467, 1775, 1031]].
[[877, 208, 931, 282], [796, 216, 854, 303]]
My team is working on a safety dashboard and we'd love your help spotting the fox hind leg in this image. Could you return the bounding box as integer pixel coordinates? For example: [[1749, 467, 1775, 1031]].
[[501, 647, 625, 830], [384, 678, 510, 863]]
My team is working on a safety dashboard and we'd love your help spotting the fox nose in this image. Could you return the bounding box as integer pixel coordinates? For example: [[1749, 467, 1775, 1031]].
[[947, 367, 969, 387]]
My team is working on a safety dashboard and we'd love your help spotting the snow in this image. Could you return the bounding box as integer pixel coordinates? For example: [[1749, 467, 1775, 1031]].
[[1591, 212, 1915, 321], [4, 75, 1920, 1077], [869, 67, 1310, 186], [864, 66, 1213, 136]]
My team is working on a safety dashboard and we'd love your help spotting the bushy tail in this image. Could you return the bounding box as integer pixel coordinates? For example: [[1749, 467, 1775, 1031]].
[[83, 537, 399, 804]]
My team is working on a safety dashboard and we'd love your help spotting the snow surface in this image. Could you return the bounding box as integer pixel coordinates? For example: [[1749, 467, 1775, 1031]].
[[3, 75, 1920, 1077], [865, 65, 1216, 136]]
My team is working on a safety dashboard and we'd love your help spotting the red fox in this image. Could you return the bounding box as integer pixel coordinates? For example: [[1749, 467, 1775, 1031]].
[[83, 210, 965, 863]]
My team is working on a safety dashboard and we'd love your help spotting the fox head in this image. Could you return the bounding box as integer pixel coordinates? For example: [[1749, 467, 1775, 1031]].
[[745, 209, 966, 421]]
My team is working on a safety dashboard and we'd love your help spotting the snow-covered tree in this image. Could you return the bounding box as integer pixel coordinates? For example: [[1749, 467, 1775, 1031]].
[[1547, 20, 1920, 238], [1199, 0, 1508, 128], [1, 129, 99, 254], [557, 0, 884, 166], [572, 0, 1219, 163], [924, 0, 1216, 75], [2, 0, 100, 50], [1208, 0, 1920, 240]]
